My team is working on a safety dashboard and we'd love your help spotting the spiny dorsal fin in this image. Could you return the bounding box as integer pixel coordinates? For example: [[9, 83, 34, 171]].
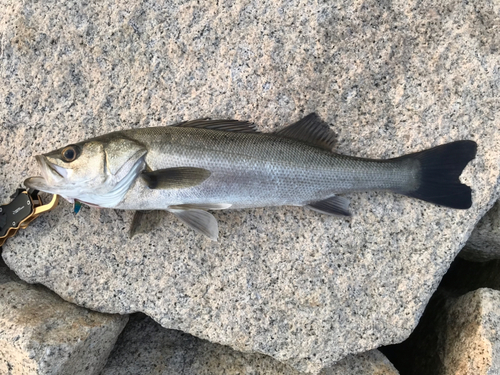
[[141, 167, 211, 189], [174, 118, 258, 133], [275, 113, 337, 150]]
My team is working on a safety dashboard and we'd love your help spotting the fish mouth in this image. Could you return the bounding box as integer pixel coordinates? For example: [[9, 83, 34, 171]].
[[35, 155, 68, 179], [24, 175, 49, 191], [24, 155, 68, 193]]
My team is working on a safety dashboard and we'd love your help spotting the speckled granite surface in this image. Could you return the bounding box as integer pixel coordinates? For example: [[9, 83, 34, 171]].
[[101, 314, 399, 375], [461, 200, 500, 262], [442, 289, 500, 374], [1, 0, 499, 373], [0, 258, 128, 375]]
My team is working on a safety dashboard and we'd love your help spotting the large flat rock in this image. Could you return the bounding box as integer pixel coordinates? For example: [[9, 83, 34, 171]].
[[101, 314, 399, 375], [0, 259, 128, 375], [1, 0, 499, 373]]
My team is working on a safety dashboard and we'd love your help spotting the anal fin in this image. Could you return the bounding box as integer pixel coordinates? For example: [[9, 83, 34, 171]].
[[306, 196, 351, 217]]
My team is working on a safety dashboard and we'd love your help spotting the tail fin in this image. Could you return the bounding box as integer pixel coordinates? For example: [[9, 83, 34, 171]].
[[396, 140, 477, 209]]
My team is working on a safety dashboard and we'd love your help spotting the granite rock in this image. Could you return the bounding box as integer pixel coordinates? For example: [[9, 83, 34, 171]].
[[441, 288, 500, 374], [381, 257, 500, 375], [461, 200, 500, 262], [101, 314, 399, 375], [1, 0, 499, 373], [0, 258, 128, 375]]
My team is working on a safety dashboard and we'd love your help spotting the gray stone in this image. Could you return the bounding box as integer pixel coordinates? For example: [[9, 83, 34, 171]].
[[379, 259, 500, 375], [441, 288, 500, 375], [324, 351, 399, 375], [101, 314, 398, 375], [461, 200, 500, 262], [0, 259, 128, 375], [1, 0, 499, 373]]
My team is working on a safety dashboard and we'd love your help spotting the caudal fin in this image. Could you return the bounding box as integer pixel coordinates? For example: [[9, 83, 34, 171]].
[[397, 140, 477, 209]]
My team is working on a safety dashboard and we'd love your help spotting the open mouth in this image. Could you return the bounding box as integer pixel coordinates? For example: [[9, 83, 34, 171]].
[[36, 155, 67, 179]]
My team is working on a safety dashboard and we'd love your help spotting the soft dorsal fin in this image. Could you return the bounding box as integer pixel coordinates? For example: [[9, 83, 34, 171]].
[[174, 118, 258, 133], [275, 113, 337, 150]]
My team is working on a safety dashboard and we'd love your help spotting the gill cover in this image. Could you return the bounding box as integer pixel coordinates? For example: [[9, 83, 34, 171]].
[[104, 138, 147, 178], [93, 137, 148, 207]]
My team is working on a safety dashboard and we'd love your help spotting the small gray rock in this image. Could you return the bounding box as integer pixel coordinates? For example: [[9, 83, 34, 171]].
[[441, 288, 500, 374], [101, 314, 398, 375], [380, 260, 500, 375], [323, 350, 399, 375], [461, 200, 500, 262], [0, 259, 128, 375]]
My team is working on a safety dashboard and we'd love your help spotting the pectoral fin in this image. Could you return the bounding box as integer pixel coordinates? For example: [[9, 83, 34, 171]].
[[168, 208, 219, 241], [306, 196, 351, 217], [142, 167, 211, 189]]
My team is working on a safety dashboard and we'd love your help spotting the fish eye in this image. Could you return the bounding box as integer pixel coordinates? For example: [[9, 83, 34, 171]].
[[61, 146, 78, 162]]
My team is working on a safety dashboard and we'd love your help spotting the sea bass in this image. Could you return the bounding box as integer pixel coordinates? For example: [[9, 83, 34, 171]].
[[25, 113, 477, 240]]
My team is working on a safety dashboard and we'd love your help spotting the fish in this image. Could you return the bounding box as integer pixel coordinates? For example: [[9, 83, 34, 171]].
[[24, 113, 477, 240]]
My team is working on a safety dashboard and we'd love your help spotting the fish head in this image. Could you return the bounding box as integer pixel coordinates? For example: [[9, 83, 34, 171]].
[[28, 141, 106, 194], [25, 135, 147, 207]]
